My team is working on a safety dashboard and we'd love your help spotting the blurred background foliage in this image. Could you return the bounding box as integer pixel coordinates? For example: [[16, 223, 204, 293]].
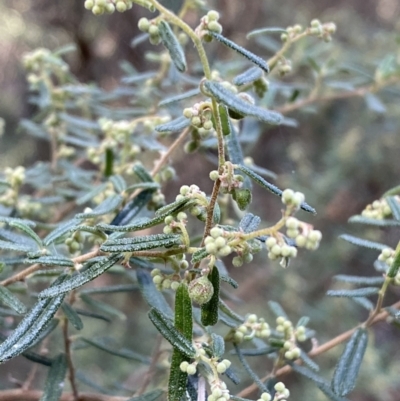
[[1, 0, 400, 400]]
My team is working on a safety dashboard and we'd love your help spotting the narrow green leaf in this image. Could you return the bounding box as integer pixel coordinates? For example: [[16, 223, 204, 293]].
[[246, 27, 287, 39], [168, 349, 188, 401], [100, 233, 182, 252], [9, 221, 43, 247], [348, 215, 400, 227], [159, 88, 200, 107], [38, 254, 123, 298], [80, 293, 126, 320], [79, 284, 138, 295], [148, 308, 196, 357], [209, 32, 269, 73], [292, 364, 350, 401], [219, 300, 244, 323], [76, 183, 108, 205], [137, 268, 173, 318], [387, 242, 400, 278], [124, 182, 160, 193], [383, 185, 400, 197], [220, 275, 239, 289], [332, 328, 368, 396], [236, 164, 316, 213], [327, 288, 380, 298], [76, 194, 124, 218], [0, 285, 27, 314], [175, 284, 193, 339], [40, 353, 67, 401], [351, 296, 374, 311], [333, 275, 385, 286], [133, 163, 153, 183], [155, 197, 191, 216], [126, 389, 164, 401], [300, 350, 320, 372], [201, 267, 220, 326], [203, 80, 282, 125], [80, 337, 150, 363], [339, 234, 387, 251], [233, 66, 263, 86], [97, 213, 166, 232], [234, 344, 268, 393], [104, 148, 114, 177], [155, 116, 191, 132], [268, 300, 288, 319], [386, 196, 400, 220], [109, 174, 127, 193], [0, 216, 36, 227], [0, 293, 65, 362], [43, 219, 82, 246], [0, 239, 37, 253], [61, 303, 84, 330], [109, 189, 154, 227], [219, 104, 232, 136], [24, 256, 74, 267], [191, 248, 209, 264], [158, 20, 186, 72], [211, 333, 225, 358]]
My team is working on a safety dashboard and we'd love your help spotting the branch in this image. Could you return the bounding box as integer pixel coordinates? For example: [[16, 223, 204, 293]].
[[236, 298, 400, 398], [0, 390, 127, 401]]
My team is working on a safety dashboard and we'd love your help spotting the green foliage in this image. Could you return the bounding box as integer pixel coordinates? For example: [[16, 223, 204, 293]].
[[0, 1, 399, 400]]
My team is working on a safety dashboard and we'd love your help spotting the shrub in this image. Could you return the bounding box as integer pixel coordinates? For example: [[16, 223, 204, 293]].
[[0, 1, 400, 401]]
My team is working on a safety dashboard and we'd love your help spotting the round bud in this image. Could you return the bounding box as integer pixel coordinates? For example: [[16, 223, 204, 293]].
[[268, 252, 278, 260], [261, 393, 272, 401], [148, 24, 159, 36], [243, 253, 253, 263], [271, 244, 282, 256], [281, 245, 292, 257], [218, 245, 232, 257], [208, 21, 223, 34], [276, 316, 286, 325], [171, 282, 180, 291], [286, 217, 299, 229], [274, 382, 286, 392], [293, 192, 305, 206], [216, 362, 227, 373], [162, 279, 171, 289], [152, 275, 162, 284], [222, 359, 231, 368], [265, 237, 277, 249], [284, 350, 294, 359], [291, 347, 301, 359], [105, 3, 115, 13], [163, 226, 173, 234], [207, 10, 220, 21], [283, 320, 292, 329], [151, 269, 161, 277], [215, 237, 227, 248], [260, 329, 271, 337], [209, 170, 219, 181], [309, 230, 322, 243], [205, 243, 217, 255], [188, 276, 214, 305], [92, 5, 103, 15], [247, 314, 257, 323], [238, 325, 248, 333], [382, 248, 393, 258], [295, 235, 307, 247], [180, 260, 189, 269], [210, 227, 223, 238], [311, 19, 321, 28], [233, 331, 244, 343], [116, 1, 127, 12], [203, 120, 213, 130], [232, 256, 243, 267], [186, 364, 197, 375], [282, 189, 294, 204], [84, 0, 94, 9], [180, 361, 189, 372], [286, 228, 299, 238], [283, 341, 292, 350], [138, 17, 150, 32], [183, 108, 193, 118], [177, 212, 187, 221]]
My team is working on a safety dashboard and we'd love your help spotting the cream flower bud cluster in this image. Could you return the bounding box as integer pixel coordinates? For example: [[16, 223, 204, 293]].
[[183, 102, 214, 131], [285, 217, 322, 251], [361, 198, 393, 220], [84, 0, 134, 15], [231, 314, 271, 343], [378, 248, 395, 268], [196, 10, 223, 41], [207, 380, 230, 401], [151, 268, 180, 291], [265, 236, 297, 261], [273, 381, 290, 400], [275, 317, 303, 361], [205, 227, 232, 258]]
